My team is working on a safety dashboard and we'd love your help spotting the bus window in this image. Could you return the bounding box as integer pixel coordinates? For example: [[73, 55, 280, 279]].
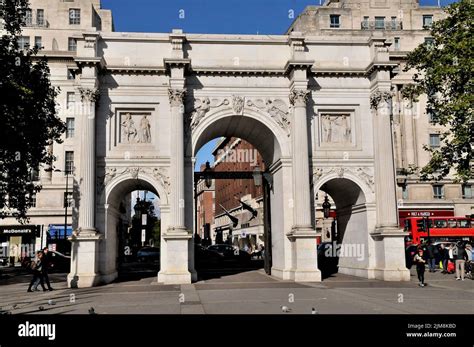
[[447, 219, 457, 228], [434, 219, 447, 228], [458, 219, 471, 228], [404, 219, 411, 231]]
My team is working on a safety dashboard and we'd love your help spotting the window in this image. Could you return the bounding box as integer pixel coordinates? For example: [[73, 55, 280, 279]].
[[30, 193, 37, 208], [429, 134, 440, 148], [66, 118, 75, 138], [394, 37, 400, 51], [402, 184, 408, 199], [433, 185, 444, 199], [18, 36, 30, 50], [425, 37, 434, 46], [390, 16, 397, 30], [34, 36, 42, 49], [64, 192, 73, 208], [375, 16, 386, 29], [462, 184, 472, 199], [68, 38, 77, 52], [67, 92, 75, 109], [65, 151, 74, 175], [30, 166, 40, 181], [24, 9, 32, 26], [67, 69, 75, 80], [423, 15, 433, 28], [36, 9, 45, 26], [69, 8, 81, 24], [69, 9, 81, 25], [361, 16, 370, 29], [330, 15, 340, 28]]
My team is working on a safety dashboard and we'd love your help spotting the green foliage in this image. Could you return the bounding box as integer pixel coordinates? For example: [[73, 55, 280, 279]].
[[0, 0, 66, 221], [403, 0, 473, 182]]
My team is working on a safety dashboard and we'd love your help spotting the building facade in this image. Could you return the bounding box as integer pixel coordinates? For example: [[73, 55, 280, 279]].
[[2, 0, 469, 287], [212, 137, 265, 250]]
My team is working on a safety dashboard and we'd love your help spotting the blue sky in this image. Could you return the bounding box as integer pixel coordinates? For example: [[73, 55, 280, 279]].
[[101, 0, 457, 169]]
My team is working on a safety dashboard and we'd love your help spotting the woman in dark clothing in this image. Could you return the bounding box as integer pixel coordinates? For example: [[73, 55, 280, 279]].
[[27, 251, 47, 292], [414, 249, 427, 287], [440, 243, 449, 274]]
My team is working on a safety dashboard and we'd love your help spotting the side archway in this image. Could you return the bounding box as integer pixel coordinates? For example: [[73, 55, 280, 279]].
[[94, 171, 170, 284], [314, 173, 377, 279]]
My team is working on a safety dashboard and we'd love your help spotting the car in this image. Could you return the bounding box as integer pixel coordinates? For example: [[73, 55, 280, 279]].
[[47, 250, 71, 273], [137, 246, 160, 263], [207, 244, 252, 265], [194, 244, 223, 269]]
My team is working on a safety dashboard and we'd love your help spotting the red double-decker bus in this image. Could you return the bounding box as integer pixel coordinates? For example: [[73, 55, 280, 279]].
[[404, 216, 474, 244]]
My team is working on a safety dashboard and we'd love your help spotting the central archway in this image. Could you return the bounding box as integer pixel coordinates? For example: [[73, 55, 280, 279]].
[[185, 109, 294, 280]]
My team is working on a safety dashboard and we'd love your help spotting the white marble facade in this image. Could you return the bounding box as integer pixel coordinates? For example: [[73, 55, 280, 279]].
[[13, 0, 469, 287]]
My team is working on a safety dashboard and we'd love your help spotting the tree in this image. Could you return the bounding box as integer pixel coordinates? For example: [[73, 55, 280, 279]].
[[0, 0, 65, 222], [403, 0, 473, 182]]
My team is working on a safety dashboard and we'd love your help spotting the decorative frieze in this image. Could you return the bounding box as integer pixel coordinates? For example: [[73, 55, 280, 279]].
[[312, 166, 375, 193], [97, 166, 171, 196], [247, 98, 291, 136]]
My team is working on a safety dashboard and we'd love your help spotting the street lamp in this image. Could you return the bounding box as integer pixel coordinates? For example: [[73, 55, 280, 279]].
[[204, 161, 212, 189], [252, 166, 262, 187], [322, 194, 331, 219]]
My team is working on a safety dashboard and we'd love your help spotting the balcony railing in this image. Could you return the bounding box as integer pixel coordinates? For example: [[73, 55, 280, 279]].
[[361, 20, 403, 30]]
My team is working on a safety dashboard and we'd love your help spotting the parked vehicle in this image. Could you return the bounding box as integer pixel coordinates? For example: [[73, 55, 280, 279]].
[[48, 251, 71, 273], [137, 247, 160, 263], [207, 244, 251, 265], [195, 244, 223, 269]]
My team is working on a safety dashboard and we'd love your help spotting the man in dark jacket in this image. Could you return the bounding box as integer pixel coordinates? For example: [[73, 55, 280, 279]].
[[41, 247, 54, 291], [426, 242, 437, 272], [439, 243, 449, 274]]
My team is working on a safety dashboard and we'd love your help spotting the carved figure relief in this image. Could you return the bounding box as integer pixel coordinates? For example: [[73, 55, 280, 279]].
[[120, 113, 152, 144], [321, 114, 352, 144]]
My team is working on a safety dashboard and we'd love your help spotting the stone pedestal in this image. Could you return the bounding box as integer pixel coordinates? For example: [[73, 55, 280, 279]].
[[158, 227, 192, 284], [67, 233, 102, 288], [287, 229, 322, 282]]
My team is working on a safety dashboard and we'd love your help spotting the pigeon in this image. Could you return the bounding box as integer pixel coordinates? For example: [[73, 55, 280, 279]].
[[38, 306, 45, 311], [281, 305, 292, 313], [88, 307, 96, 315], [12, 304, 18, 309], [47, 300, 56, 306], [311, 307, 318, 315]]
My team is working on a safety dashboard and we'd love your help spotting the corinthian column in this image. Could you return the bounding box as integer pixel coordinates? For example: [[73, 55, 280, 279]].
[[370, 91, 399, 229], [370, 90, 410, 281], [168, 88, 187, 231], [78, 87, 100, 234], [289, 89, 313, 230], [67, 87, 101, 289], [287, 88, 321, 282]]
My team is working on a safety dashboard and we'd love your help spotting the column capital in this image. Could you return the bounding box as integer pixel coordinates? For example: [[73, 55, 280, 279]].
[[168, 88, 186, 107], [79, 87, 100, 103], [289, 89, 310, 107], [370, 90, 393, 111]]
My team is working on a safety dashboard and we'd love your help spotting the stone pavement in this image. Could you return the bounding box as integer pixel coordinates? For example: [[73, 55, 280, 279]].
[[0, 268, 472, 315]]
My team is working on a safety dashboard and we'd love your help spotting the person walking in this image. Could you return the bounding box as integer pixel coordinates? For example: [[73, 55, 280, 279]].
[[414, 249, 426, 287], [426, 241, 437, 272], [27, 251, 47, 292], [439, 243, 449, 274], [41, 247, 54, 291], [455, 242, 468, 281]]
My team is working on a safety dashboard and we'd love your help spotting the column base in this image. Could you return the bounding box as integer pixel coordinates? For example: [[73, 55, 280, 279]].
[[157, 271, 192, 284], [287, 226, 322, 282], [158, 226, 192, 285], [371, 227, 410, 282], [67, 273, 102, 288], [67, 231, 102, 288]]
